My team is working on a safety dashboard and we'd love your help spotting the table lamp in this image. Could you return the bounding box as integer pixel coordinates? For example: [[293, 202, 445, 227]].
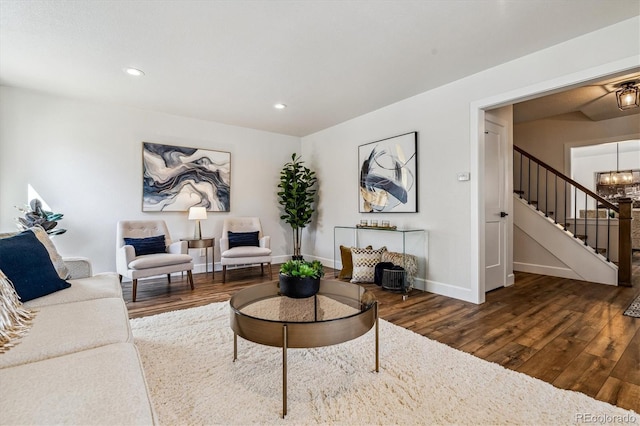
[[188, 206, 207, 239]]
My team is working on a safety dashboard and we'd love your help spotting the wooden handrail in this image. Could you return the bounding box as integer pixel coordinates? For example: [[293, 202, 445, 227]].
[[513, 145, 619, 212]]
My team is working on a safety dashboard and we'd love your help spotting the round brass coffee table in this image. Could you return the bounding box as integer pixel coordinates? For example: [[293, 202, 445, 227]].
[[229, 279, 378, 418]]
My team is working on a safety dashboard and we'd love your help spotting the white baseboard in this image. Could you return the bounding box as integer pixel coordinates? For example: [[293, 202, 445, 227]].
[[424, 279, 478, 304]]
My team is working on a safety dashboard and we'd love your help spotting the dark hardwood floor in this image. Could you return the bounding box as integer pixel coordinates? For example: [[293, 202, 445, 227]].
[[125, 255, 640, 413]]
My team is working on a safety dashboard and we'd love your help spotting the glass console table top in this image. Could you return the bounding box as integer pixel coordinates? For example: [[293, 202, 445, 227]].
[[334, 225, 424, 233]]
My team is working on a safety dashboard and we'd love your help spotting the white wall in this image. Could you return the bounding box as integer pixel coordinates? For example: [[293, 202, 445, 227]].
[[302, 17, 640, 303], [0, 86, 300, 273]]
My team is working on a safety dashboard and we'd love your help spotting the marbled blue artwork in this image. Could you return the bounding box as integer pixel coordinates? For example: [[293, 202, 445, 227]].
[[142, 142, 231, 212], [358, 132, 417, 213]]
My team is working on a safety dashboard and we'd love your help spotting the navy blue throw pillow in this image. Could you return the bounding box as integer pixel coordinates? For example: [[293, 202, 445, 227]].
[[0, 230, 71, 302], [228, 231, 259, 248], [124, 235, 166, 256]]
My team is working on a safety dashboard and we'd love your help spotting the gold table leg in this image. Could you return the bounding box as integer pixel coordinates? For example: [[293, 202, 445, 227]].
[[283, 324, 288, 418], [375, 302, 379, 373], [233, 332, 237, 362]]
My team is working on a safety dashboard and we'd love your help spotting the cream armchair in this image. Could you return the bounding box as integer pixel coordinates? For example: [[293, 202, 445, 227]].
[[220, 217, 272, 282], [116, 220, 194, 302]]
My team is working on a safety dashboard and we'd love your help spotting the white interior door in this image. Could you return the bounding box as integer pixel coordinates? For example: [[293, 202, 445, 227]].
[[484, 119, 507, 292]]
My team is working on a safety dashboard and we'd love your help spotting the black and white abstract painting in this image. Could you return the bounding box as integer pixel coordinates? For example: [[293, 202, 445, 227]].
[[142, 142, 231, 212], [358, 132, 417, 213]]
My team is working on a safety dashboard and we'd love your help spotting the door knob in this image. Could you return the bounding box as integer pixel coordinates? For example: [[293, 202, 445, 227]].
[[500, 211, 508, 217]]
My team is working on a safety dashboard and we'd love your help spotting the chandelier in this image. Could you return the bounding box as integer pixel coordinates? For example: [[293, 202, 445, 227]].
[[597, 143, 636, 186], [616, 81, 640, 111]]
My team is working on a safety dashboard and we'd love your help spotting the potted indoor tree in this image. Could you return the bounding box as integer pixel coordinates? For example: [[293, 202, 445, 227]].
[[277, 153, 318, 260], [279, 259, 324, 298]]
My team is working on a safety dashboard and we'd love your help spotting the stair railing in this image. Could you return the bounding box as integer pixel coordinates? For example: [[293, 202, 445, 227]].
[[513, 145, 632, 286]]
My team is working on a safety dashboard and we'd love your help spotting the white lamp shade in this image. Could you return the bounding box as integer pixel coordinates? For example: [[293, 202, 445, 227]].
[[188, 206, 208, 220]]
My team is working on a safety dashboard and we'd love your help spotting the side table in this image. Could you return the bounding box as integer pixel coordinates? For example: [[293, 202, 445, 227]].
[[181, 237, 215, 278]]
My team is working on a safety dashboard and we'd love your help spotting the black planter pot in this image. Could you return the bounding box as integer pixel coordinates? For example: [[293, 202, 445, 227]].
[[278, 274, 320, 298]]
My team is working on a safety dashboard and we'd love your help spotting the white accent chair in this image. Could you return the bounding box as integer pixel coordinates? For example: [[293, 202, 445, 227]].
[[220, 217, 272, 282], [116, 220, 194, 302]]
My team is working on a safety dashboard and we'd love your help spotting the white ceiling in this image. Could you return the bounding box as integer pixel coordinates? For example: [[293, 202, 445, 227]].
[[513, 71, 640, 123], [1, 1, 639, 137]]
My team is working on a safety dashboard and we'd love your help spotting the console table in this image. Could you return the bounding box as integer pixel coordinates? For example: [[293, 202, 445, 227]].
[[333, 226, 426, 295]]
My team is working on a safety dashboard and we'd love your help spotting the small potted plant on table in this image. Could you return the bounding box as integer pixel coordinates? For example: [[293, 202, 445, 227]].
[[278, 259, 325, 298]]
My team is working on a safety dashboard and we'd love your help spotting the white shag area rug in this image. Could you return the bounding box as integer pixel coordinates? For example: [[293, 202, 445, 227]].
[[130, 302, 637, 425]]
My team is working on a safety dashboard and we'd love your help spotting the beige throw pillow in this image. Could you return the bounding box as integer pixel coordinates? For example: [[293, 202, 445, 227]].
[[0, 269, 36, 353], [350, 246, 387, 283], [381, 251, 418, 285], [28, 226, 70, 280]]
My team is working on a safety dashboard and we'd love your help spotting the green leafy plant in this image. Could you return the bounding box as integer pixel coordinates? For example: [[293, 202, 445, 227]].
[[277, 153, 318, 259], [279, 259, 324, 279], [15, 199, 66, 235]]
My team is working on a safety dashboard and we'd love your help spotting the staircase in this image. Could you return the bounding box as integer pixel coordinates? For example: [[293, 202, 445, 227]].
[[513, 146, 633, 286]]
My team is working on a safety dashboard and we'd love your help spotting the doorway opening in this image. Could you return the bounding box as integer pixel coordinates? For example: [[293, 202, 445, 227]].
[[472, 65, 640, 304]]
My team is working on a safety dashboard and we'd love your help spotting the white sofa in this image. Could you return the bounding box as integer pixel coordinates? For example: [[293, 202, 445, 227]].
[[0, 258, 156, 425]]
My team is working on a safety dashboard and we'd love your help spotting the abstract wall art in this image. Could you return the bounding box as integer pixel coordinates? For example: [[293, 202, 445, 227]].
[[358, 132, 417, 213], [142, 142, 231, 212]]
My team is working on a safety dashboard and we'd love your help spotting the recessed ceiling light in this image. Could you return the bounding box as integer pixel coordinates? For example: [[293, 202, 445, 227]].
[[274, 103, 287, 110], [124, 67, 145, 77]]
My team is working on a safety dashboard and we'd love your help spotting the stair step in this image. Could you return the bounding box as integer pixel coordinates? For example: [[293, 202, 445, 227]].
[[514, 190, 525, 195]]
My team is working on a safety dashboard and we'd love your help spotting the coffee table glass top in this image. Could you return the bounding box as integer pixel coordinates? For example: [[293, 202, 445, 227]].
[[229, 279, 379, 418], [230, 279, 376, 324]]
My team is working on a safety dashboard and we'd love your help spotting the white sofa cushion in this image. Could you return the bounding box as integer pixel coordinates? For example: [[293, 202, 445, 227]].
[[0, 297, 132, 369], [23, 273, 122, 308], [0, 343, 157, 425], [128, 253, 192, 269]]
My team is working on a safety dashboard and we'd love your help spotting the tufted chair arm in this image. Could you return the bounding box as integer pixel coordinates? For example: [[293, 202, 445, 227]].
[[168, 240, 188, 254], [220, 237, 229, 252]]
